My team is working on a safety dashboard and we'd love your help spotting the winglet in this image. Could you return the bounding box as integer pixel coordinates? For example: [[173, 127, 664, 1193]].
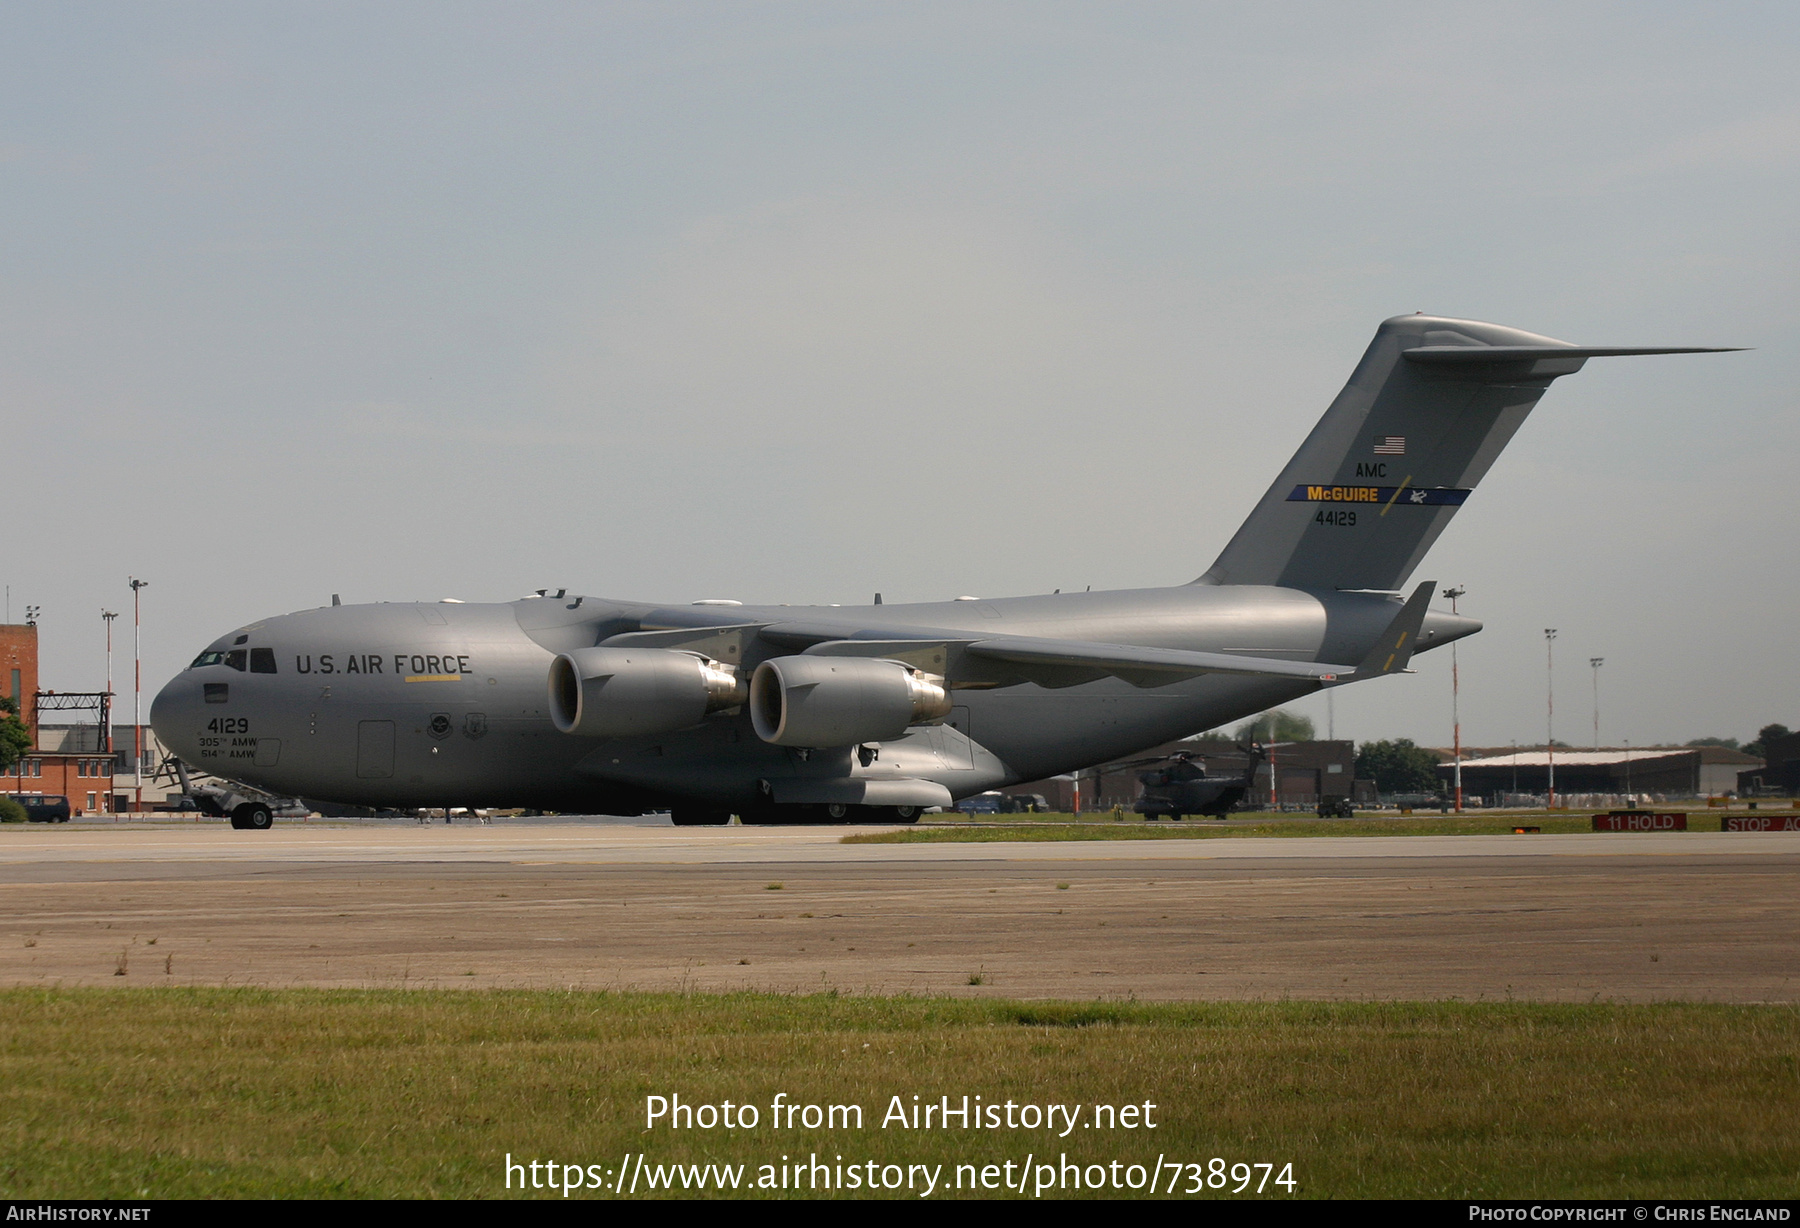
[[1353, 581, 1435, 679]]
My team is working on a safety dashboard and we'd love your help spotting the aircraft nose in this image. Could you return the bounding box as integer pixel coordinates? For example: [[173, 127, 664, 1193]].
[[150, 672, 206, 762]]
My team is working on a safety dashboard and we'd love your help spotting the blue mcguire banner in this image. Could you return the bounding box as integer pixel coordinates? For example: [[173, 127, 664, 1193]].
[[1286, 484, 1470, 506]]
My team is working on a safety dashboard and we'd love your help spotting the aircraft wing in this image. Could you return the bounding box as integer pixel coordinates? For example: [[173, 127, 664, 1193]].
[[618, 611, 1380, 690], [618, 616, 1350, 687], [963, 637, 1345, 684], [802, 584, 1438, 690], [807, 634, 1349, 689]]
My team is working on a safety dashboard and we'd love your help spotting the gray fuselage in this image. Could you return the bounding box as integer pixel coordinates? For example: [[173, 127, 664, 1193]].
[[149, 584, 1474, 813]]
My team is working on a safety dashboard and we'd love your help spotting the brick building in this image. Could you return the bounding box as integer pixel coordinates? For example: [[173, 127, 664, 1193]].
[[1, 624, 37, 721], [5, 748, 119, 814], [1, 621, 161, 815]]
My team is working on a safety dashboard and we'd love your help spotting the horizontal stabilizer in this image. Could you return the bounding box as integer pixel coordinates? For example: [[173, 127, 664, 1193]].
[[1350, 581, 1434, 679], [1405, 345, 1743, 364]]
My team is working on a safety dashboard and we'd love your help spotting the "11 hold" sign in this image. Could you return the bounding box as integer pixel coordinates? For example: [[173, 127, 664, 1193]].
[[1591, 811, 1687, 832]]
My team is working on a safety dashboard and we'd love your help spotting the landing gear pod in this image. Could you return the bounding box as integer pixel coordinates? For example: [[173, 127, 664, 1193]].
[[549, 648, 746, 737], [749, 655, 952, 747]]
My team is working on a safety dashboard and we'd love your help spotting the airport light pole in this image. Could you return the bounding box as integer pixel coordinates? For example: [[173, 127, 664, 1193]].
[[1544, 628, 1557, 809], [9, 601, 30, 797], [130, 579, 147, 815], [101, 610, 117, 754], [1444, 587, 1466, 811], [1590, 657, 1603, 751]]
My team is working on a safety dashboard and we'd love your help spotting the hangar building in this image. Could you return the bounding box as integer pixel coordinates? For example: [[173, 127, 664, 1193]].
[[1440, 746, 1760, 800]]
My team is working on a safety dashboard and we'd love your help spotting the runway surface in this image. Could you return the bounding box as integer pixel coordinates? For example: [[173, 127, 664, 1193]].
[[3, 822, 1796, 1001]]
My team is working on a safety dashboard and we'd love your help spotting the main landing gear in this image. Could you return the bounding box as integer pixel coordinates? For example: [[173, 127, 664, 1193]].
[[229, 803, 273, 830]]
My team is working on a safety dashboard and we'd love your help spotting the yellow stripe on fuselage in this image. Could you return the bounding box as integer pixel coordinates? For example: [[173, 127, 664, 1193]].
[[404, 674, 464, 683]]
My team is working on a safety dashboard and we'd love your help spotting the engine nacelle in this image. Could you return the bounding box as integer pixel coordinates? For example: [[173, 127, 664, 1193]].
[[549, 647, 745, 737], [749, 655, 952, 747]]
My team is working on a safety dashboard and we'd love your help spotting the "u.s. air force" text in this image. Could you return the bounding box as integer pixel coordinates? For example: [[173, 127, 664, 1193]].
[[294, 653, 474, 676]]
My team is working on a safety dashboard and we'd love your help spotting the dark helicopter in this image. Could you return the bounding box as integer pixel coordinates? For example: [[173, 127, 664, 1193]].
[[1127, 743, 1268, 820]]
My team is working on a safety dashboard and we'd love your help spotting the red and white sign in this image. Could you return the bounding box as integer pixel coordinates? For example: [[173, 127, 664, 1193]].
[[1591, 811, 1687, 832], [1724, 815, 1800, 832]]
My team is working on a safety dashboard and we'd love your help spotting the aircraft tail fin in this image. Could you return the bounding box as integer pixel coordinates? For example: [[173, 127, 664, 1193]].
[[1195, 315, 1739, 591]]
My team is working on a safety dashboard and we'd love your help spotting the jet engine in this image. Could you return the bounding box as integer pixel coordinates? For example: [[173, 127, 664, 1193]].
[[749, 655, 952, 747], [549, 647, 746, 737]]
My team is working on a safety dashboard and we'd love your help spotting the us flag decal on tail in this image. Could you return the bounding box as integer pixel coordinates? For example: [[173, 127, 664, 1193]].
[[1373, 436, 1406, 454]]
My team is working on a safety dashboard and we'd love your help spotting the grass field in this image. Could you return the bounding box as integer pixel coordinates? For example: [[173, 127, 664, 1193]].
[[1, 990, 1795, 1199]]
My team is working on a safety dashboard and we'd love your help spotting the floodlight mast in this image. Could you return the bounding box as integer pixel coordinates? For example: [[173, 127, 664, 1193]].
[[130, 579, 148, 814], [1444, 587, 1466, 811], [1545, 629, 1558, 809], [101, 611, 117, 753], [1590, 658, 1603, 751]]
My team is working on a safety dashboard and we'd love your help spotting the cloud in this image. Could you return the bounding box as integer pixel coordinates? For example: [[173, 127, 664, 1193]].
[[1589, 106, 1800, 186]]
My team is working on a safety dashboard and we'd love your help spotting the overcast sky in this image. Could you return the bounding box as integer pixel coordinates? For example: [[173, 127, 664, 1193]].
[[5, 2, 1795, 750]]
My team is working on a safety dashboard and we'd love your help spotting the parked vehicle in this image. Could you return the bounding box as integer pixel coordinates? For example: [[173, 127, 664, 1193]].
[[1382, 792, 1450, 812], [7, 794, 72, 823]]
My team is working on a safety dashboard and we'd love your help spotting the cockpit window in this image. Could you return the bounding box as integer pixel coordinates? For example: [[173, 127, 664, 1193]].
[[190, 650, 226, 669], [225, 650, 247, 672], [250, 648, 277, 674]]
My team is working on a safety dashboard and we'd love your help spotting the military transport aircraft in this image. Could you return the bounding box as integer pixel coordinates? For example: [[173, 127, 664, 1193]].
[[151, 315, 1735, 828]]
